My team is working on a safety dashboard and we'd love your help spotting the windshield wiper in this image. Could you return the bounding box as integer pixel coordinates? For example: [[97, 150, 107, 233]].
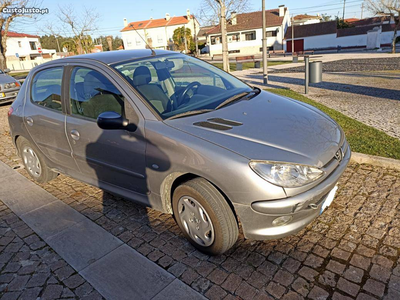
[[166, 109, 214, 120], [215, 87, 261, 110]]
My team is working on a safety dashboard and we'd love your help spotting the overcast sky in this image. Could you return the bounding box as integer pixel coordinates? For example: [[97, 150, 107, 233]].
[[11, 0, 370, 37]]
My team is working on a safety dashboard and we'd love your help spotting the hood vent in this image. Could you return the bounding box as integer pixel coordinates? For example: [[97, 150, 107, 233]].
[[193, 118, 243, 131]]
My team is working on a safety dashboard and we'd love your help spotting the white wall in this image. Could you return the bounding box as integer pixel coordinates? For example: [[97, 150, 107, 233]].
[[284, 29, 400, 51], [5, 37, 40, 58]]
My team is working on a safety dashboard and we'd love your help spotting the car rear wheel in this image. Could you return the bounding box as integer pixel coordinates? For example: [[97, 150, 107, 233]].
[[172, 178, 238, 255], [17, 137, 58, 183]]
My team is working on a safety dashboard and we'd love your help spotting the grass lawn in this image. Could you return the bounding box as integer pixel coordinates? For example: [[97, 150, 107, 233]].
[[267, 89, 400, 160], [212, 61, 292, 71]]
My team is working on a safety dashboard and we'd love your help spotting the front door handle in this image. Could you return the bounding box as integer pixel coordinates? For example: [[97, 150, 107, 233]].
[[70, 129, 80, 141], [26, 117, 33, 126]]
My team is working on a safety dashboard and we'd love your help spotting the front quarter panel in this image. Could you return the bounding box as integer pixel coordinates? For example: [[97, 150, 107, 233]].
[[144, 120, 287, 209]]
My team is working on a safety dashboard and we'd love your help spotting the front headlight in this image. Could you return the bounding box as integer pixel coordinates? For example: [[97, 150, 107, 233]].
[[249, 161, 324, 188]]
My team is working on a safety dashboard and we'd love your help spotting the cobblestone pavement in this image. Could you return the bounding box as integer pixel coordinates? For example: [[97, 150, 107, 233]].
[[1, 104, 400, 300], [233, 70, 400, 139], [0, 200, 103, 300]]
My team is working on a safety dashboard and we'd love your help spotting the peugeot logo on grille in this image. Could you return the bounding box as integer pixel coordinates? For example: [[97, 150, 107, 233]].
[[335, 149, 343, 162]]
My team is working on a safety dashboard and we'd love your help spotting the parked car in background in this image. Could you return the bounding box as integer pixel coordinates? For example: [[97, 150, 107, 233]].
[[0, 68, 21, 104], [8, 50, 350, 255]]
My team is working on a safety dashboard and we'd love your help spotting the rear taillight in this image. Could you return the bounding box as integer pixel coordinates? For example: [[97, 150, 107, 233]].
[[8, 106, 13, 117]]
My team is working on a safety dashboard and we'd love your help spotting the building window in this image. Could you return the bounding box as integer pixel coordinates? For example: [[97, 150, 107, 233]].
[[18, 41, 22, 47], [227, 33, 240, 43], [210, 36, 221, 45], [244, 31, 256, 41], [157, 35, 163, 43], [266, 30, 277, 37], [135, 38, 141, 46], [29, 41, 37, 50]]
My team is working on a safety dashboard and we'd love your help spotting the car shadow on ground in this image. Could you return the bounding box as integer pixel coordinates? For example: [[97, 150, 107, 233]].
[[242, 73, 400, 101]]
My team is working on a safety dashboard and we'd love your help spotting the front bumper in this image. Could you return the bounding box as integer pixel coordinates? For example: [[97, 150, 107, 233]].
[[0, 88, 19, 104], [234, 145, 351, 240]]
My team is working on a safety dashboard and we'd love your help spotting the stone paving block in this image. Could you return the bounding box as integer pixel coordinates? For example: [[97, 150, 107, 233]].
[[46, 217, 122, 271], [80, 244, 174, 300]]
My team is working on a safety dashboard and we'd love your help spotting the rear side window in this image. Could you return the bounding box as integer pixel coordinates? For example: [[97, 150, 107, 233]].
[[31, 67, 63, 111]]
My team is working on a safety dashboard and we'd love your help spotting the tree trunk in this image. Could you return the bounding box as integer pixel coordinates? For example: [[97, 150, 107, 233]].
[[219, 1, 230, 72], [0, 52, 6, 70], [392, 21, 399, 54]]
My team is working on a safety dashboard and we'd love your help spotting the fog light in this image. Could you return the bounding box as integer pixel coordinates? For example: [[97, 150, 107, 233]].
[[272, 216, 292, 227], [0, 93, 5, 98]]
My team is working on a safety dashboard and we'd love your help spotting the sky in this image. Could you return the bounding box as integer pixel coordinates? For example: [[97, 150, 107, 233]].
[[11, 0, 371, 38]]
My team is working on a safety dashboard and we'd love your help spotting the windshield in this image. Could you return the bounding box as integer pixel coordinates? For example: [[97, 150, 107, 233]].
[[113, 54, 252, 119]]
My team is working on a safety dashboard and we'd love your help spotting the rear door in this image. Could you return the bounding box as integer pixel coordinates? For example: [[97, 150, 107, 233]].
[[64, 63, 148, 195], [23, 66, 77, 172]]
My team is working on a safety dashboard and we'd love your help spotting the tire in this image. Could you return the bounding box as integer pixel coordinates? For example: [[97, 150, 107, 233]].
[[17, 137, 58, 184], [172, 178, 238, 255]]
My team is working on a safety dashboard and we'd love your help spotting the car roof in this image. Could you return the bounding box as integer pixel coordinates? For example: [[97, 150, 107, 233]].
[[62, 49, 174, 65]]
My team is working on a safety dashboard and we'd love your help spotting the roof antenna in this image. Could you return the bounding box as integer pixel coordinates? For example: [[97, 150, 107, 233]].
[[129, 24, 156, 56]]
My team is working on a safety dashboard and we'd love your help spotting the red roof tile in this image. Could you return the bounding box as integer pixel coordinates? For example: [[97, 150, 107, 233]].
[[121, 15, 191, 32], [2, 31, 39, 38], [285, 21, 337, 39], [207, 8, 287, 35], [294, 14, 321, 20]]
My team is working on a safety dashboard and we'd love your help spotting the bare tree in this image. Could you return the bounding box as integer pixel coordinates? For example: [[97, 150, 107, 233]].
[[0, 0, 40, 69], [56, 5, 99, 54], [199, 0, 251, 25], [367, 0, 400, 53]]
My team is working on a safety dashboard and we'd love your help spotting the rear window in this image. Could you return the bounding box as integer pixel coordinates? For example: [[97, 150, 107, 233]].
[[31, 67, 63, 111]]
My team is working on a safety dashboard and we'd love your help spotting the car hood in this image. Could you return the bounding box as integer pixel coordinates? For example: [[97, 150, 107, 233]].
[[165, 91, 342, 168], [0, 74, 17, 84]]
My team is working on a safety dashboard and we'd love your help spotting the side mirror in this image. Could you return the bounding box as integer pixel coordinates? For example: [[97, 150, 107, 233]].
[[97, 111, 129, 130], [4, 68, 10, 73]]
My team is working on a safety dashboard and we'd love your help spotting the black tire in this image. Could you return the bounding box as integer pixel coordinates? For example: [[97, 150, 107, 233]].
[[17, 137, 58, 184], [172, 178, 238, 255]]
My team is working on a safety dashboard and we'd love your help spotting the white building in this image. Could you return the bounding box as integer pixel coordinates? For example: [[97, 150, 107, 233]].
[[284, 16, 400, 52], [121, 10, 200, 51], [207, 5, 291, 57], [293, 14, 322, 25], [4, 31, 41, 60]]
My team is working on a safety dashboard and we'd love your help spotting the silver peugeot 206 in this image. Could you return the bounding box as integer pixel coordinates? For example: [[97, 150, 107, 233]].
[[8, 50, 350, 255]]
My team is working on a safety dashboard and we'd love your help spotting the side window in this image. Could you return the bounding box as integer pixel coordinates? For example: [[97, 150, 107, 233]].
[[31, 67, 63, 111], [69, 67, 124, 120]]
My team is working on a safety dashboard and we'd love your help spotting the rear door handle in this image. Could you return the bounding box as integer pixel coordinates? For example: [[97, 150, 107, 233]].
[[70, 129, 80, 141], [26, 117, 33, 126]]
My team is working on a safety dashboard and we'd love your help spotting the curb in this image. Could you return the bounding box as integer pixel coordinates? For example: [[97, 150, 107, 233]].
[[351, 152, 400, 171]]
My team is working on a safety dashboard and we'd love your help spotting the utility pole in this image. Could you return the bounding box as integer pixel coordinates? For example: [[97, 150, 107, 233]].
[[292, 15, 295, 55], [342, 0, 346, 20], [194, 17, 199, 56], [216, 0, 230, 72], [262, 0, 268, 84], [361, 2, 364, 19], [184, 25, 188, 53]]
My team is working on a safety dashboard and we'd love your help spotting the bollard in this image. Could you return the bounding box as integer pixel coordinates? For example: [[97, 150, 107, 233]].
[[309, 61, 323, 83], [305, 56, 309, 94]]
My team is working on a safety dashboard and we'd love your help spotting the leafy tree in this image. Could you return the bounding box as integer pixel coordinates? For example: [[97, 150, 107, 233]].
[[321, 13, 332, 22], [95, 35, 123, 51], [173, 27, 193, 52]]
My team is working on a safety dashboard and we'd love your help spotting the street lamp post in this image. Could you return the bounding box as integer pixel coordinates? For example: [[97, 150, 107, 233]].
[[262, 0, 268, 84]]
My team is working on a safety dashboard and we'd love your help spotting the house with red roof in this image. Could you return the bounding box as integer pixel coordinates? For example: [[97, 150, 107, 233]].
[[120, 9, 200, 51], [3, 31, 42, 60], [206, 5, 290, 57]]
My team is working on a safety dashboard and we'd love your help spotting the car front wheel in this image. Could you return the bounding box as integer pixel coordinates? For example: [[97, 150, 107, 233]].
[[172, 178, 238, 255]]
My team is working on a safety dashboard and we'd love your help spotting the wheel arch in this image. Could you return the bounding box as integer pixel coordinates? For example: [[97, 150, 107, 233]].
[[160, 172, 239, 223]]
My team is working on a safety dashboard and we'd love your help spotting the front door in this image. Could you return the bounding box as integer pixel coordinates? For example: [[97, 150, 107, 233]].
[[23, 66, 77, 172], [65, 65, 148, 195]]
